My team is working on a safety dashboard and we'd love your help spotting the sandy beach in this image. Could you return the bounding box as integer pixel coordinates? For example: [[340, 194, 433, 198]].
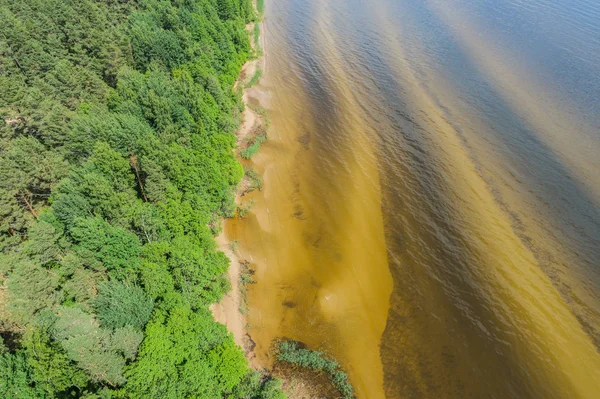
[[210, 10, 268, 369]]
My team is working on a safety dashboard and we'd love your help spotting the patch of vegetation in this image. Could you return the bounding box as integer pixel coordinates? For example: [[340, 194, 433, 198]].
[[237, 199, 256, 219], [252, 23, 263, 58], [257, 0, 265, 17], [245, 168, 264, 192], [240, 133, 267, 159], [248, 102, 271, 128], [276, 341, 354, 399], [238, 260, 256, 315], [228, 370, 286, 399], [246, 68, 264, 89], [229, 239, 240, 254], [254, 23, 261, 46]]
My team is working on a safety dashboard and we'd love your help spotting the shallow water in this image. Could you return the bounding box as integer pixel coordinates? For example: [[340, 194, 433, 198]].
[[230, 0, 600, 397]]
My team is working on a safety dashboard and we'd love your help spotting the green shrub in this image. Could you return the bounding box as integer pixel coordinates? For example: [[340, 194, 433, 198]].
[[228, 371, 287, 399], [276, 341, 354, 399], [240, 134, 267, 159]]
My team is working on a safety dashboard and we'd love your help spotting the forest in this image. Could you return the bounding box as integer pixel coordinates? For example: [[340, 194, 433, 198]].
[[0, 0, 284, 397]]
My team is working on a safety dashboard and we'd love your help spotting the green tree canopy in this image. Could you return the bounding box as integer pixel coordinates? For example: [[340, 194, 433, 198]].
[[124, 304, 247, 398], [0, 0, 284, 397], [93, 280, 153, 330]]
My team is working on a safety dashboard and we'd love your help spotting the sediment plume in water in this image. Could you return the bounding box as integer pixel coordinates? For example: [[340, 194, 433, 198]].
[[225, 0, 600, 398]]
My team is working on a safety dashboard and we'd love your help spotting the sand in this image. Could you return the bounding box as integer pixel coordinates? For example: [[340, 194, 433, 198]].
[[210, 13, 267, 368]]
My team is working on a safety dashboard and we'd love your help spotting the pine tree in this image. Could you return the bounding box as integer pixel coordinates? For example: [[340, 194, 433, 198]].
[[93, 280, 153, 330]]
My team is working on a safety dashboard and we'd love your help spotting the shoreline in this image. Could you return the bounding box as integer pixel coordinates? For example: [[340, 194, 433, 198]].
[[211, 5, 361, 398], [210, 6, 267, 370]]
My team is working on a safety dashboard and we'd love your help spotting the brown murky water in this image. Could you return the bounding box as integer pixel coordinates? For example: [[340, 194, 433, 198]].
[[225, 0, 600, 397]]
